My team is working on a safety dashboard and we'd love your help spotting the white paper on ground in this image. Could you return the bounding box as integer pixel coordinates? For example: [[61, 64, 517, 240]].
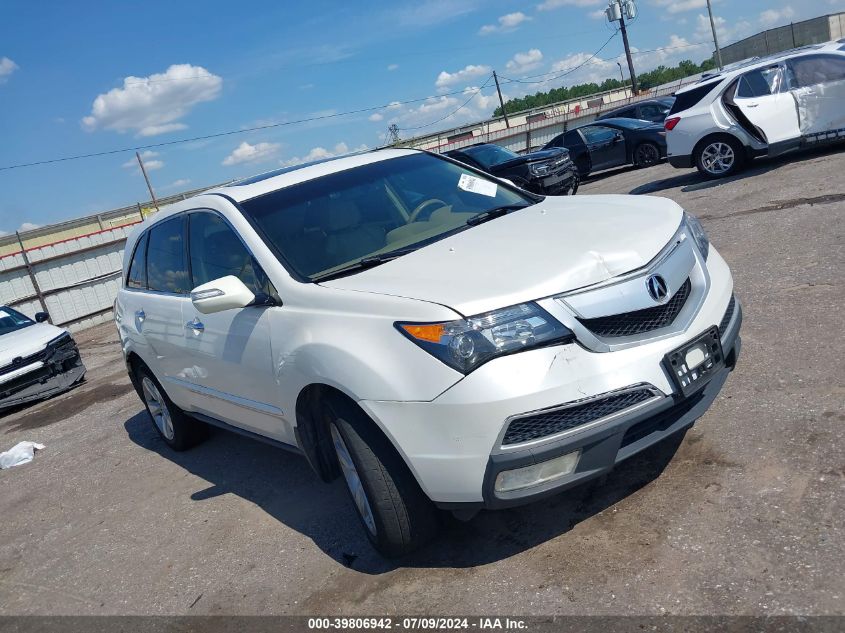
[[458, 174, 498, 197], [0, 441, 46, 469]]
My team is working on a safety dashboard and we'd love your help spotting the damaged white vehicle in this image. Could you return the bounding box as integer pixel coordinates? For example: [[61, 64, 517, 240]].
[[666, 40, 845, 178], [116, 149, 741, 557], [0, 307, 85, 411]]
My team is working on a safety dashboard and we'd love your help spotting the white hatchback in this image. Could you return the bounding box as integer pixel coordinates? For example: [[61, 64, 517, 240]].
[[666, 40, 845, 178], [115, 148, 741, 556]]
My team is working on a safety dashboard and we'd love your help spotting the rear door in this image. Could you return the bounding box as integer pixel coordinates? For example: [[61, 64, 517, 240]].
[[785, 54, 845, 137], [580, 125, 626, 170], [179, 210, 289, 441], [732, 64, 800, 148]]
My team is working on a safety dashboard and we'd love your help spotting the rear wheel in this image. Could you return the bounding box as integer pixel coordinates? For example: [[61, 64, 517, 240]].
[[634, 142, 660, 168], [327, 397, 438, 558], [136, 366, 207, 451], [695, 136, 745, 178]]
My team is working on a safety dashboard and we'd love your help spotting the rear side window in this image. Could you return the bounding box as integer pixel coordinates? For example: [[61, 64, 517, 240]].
[[616, 107, 635, 118], [736, 66, 784, 98], [669, 80, 722, 114], [581, 126, 617, 143], [146, 216, 189, 294], [639, 104, 666, 119], [126, 231, 148, 289], [787, 54, 845, 87]]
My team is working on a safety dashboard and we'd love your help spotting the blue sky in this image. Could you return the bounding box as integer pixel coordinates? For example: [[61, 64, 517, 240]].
[[0, 0, 840, 232]]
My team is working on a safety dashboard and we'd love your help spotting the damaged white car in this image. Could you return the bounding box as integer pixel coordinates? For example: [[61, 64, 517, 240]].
[[0, 307, 85, 411], [666, 39, 845, 178], [116, 149, 741, 557]]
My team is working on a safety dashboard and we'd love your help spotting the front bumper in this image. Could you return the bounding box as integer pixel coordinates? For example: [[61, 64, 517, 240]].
[[535, 165, 579, 194], [0, 337, 86, 411]]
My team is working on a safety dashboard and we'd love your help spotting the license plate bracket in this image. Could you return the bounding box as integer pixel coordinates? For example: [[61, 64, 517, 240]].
[[663, 327, 724, 397]]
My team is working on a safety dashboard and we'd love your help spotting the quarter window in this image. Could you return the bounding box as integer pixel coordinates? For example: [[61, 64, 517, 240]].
[[126, 230, 148, 289], [146, 216, 189, 294], [188, 211, 274, 297]]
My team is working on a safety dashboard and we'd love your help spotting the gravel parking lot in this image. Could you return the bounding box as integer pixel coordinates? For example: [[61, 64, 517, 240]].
[[1, 146, 843, 616]]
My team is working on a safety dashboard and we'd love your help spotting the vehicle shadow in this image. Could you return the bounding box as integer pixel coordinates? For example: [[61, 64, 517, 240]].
[[629, 144, 845, 196], [125, 409, 688, 575]]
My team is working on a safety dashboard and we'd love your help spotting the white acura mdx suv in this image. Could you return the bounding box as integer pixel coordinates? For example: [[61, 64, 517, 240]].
[[666, 40, 845, 178], [115, 148, 741, 556]]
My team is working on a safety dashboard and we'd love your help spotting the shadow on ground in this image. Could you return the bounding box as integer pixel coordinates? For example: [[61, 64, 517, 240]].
[[125, 408, 688, 575]]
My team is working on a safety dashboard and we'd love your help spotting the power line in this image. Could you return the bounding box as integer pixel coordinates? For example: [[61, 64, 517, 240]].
[[398, 74, 495, 132], [0, 86, 485, 172]]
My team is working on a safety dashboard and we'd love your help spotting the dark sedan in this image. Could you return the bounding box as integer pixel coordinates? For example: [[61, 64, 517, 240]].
[[597, 96, 675, 123], [543, 118, 667, 177], [443, 143, 579, 195]]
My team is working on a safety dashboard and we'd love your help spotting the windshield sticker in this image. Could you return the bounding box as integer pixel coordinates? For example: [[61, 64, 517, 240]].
[[458, 174, 497, 197]]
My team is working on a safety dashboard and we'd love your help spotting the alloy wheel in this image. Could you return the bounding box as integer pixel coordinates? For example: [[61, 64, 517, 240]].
[[636, 143, 659, 166], [331, 423, 377, 536], [141, 377, 174, 441], [701, 142, 735, 175]]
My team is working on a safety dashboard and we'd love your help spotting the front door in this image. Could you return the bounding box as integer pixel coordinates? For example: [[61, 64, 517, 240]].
[[733, 64, 801, 148], [786, 54, 845, 136], [581, 125, 627, 171]]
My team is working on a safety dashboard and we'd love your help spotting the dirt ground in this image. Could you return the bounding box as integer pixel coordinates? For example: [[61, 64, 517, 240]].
[[1, 145, 843, 616]]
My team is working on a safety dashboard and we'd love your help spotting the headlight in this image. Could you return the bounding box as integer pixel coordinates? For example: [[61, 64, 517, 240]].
[[684, 211, 710, 260], [528, 162, 553, 177], [397, 303, 574, 374], [47, 332, 74, 350]]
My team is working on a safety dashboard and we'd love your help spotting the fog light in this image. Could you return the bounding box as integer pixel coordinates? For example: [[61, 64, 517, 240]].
[[494, 450, 581, 493]]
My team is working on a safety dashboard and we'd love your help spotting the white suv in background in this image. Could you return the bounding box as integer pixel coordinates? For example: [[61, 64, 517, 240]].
[[666, 40, 845, 178], [115, 148, 742, 557]]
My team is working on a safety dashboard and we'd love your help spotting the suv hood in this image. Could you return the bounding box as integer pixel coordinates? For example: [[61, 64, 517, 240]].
[[322, 195, 684, 316], [0, 322, 66, 368]]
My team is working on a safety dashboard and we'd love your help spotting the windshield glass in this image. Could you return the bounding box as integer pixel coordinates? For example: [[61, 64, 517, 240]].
[[461, 144, 520, 169], [238, 153, 533, 280], [0, 306, 35, 336]]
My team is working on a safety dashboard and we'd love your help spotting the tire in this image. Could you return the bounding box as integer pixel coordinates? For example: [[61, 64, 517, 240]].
[[135, 365, 207, 451], [694, 136, 746, 179], [327, 397, 438, 558], [634, 142, 660, 168]]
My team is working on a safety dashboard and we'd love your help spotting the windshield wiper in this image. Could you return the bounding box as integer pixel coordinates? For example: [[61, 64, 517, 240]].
[[312, 247, 418, 282], [465, 204, 529, 226]]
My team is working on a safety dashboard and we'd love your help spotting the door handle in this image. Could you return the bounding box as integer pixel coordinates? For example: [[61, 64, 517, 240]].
[[135, 309, 145, 322], [746, 103, 759, 108], [185, 318, 205, 333]]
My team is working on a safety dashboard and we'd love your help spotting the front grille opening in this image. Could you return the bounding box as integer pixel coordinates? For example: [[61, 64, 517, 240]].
[[502, 388, 655, 446], [620, 391, 704, 448], [718, 295, 736, 335], [579, 278, 692, 338]]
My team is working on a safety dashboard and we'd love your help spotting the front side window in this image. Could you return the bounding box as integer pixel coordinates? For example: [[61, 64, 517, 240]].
[[126, 230, 148, 289], [188, 211, 275, 297], [736, 66, 785, 98], [787, 54, 845, 88], [238, 153, 533, 280], [581, 126, 617, 143], [146, 216, 189, 294], [0, 306, 34, 336]]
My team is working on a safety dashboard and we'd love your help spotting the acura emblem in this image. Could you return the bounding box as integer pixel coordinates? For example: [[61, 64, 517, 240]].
[[646, 274, 670, 303]]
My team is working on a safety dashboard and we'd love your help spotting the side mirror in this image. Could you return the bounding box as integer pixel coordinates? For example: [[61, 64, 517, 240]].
[[35, 312, 50, 323], [190, 275, 256, 315]]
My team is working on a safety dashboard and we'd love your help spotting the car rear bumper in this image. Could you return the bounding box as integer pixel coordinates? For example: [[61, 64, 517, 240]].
[[0, 338, 86, 411]]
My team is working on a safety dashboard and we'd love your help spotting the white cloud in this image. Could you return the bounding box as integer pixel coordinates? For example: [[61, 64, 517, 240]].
[[506, 49, 544, 74], [479, 11, 531, 35], [760, 6, 795, 27], [222, 141, 281, 166], [391, 0, 480, 27], [122, 150, 164, 171], [588, 8, 607, 19], [281, 142, 369, 167], [537, 0, 601, 10], [19, 222, 41, 232], [387, 63, 399, 71], [649, 0, 707, 13], [694, 13, 751, 46], [164, 178, 192, 190], [369, 112, 384, 122], [435, 64, 491, 90], [386, 86, 503, 131], [0, 57, 19, 84], [82, 64, 222, 137]]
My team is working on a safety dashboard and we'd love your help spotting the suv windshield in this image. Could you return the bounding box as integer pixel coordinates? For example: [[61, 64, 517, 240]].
[[238, 153, 533, 280], [461, 144, 520, 169], [0, 306, 35, 336]]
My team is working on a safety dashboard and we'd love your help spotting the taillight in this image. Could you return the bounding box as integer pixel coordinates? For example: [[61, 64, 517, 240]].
[[664, 117, 680, 131]]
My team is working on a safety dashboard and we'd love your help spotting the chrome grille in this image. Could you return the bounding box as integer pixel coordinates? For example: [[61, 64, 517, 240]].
[[502, 387, 656, 446], [578, 278, 692, 338]]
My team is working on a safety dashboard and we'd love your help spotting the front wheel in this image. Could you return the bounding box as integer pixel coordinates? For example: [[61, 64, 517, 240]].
[[695, 136, 745, 178], [328, 398, 438, 558]]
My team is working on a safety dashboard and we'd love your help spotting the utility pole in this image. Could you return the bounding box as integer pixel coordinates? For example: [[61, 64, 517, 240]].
[[606, 2, 639, 95], [706, 0, 723, 70], [136, 151, 160, 213], [493, 71, 510, 128]]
